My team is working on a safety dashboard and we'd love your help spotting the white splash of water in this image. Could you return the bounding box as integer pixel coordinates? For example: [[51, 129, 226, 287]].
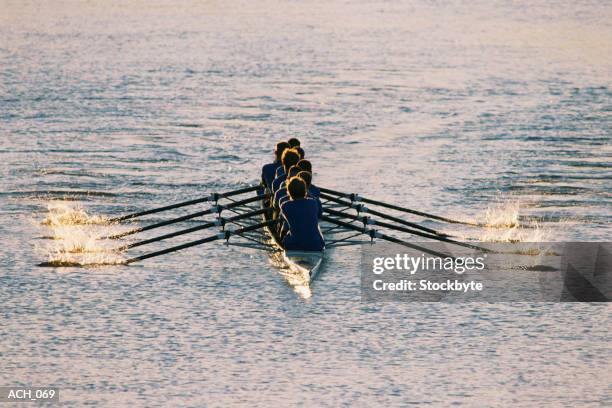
[[42, 201, 107, 226], [41, 202, 130, 266], [451, 195, 553, 243], [483, 199, 520, 228], [478, 220, 552, 243]]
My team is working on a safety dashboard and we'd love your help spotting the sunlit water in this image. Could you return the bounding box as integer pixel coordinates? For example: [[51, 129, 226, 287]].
[[1, 1, 610, 406]]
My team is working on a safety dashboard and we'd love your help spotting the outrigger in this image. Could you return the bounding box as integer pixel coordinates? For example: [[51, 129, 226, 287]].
[[39, 183, 493, 288]]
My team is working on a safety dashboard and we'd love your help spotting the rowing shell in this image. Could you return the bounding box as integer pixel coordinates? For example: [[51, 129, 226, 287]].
[[260, 192, 324, 283]]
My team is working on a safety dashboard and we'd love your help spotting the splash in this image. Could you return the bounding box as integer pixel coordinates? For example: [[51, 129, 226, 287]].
[[39, 202, 129, 267], [42, 201, 108, 226], [478, 219, 552, 243], [483, 199, 520, 228], [450, 195, 553, 243]]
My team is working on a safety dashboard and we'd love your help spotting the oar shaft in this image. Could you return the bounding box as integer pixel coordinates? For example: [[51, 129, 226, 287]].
[[325, 208, 437, 239], [119, 220, 216, 250], [320, 193, 444, 236], [124, 235, 220, 263], [324, 208, 490, 252], [120, 208, 270, 250], [113, 209, 215, 239], [319, 187, 481, 226], [124, 219, 276, 264], [321, 215, 452, 258], [107, 194, 266, 239], [109, 196, 212, 223], [376, 233, 452, 259], [109, 185, 260, 223]]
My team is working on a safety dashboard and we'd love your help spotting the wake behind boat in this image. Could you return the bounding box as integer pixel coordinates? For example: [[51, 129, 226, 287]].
[[259, 189, 325, 283]]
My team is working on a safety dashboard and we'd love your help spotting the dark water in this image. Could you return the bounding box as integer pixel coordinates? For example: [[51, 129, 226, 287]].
[[1, 1, 610, 406]]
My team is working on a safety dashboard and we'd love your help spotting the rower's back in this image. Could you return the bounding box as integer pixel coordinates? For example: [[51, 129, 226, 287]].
[[272, 148, 300, 194], [281, 177, 324, 251], [262, 141, 290, 189]]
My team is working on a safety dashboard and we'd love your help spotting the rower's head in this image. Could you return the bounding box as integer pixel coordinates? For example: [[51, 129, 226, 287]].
[[287, 176, 307, 200], [296, 146, 305, 159], [297, 171, 312, 187], [287, 165, 301, 179], [288, 137, 301, 148], [274, 141, 290, 162], [281, 148, 300, 173], [297, 159, 312, 173]]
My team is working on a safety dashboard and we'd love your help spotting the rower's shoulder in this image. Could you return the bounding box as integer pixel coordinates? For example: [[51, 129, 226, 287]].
[[262, 162, 277, 171], [302, 197, 320, 209], [279, 198, 294, 212]]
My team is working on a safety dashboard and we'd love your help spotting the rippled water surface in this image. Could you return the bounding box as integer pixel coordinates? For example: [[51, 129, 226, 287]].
[[1, 1, 611, 406]]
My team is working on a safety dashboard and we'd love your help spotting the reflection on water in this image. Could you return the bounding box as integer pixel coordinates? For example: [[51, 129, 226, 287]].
[[268, 252, 313, 300]]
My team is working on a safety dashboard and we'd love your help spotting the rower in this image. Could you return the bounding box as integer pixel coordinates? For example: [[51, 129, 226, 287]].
[[261, 141, 290, 189], [271, 148, 300, 194], [273, 165, 301, 211], [296, 171, 322, 217], [280, 177, 325, 251], [278, 170, 319, 212], [277, 170, 322, 241], [297, 159, 311, 172], [296, 159, 320, 199], [275, 140, 303, 179], [274, 165, 302, 236]]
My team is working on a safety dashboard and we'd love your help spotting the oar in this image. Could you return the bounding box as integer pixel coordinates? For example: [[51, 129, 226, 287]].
[[123, 219, 276, 264], [108, 185, 260, 223], [319, 187, 489, 227], [319, 193, 448, 237], [118, 208, 270, 250], [324, 208, 492, 252], [321, 216, 452, 258], [104, 194, 267, 239]]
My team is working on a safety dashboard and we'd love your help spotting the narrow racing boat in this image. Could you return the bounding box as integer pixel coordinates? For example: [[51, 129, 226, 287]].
[[260, 190, 324, 283]]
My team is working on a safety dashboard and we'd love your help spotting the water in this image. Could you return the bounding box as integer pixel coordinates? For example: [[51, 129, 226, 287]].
[[1, 0, 611, 406]]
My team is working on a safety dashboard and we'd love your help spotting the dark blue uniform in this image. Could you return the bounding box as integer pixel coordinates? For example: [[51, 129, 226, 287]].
[[274, 166, 284, 179], [262, 162, 281, 189], [274, 181, 289, 209], [308, 185, 320, 199], [310, 186, 323, 217], [271, 170, 286, 195], [280, 198, 325, 251], [279, 185, 322, 215]]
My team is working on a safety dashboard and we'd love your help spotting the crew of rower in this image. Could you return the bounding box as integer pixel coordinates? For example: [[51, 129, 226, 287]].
[[261, 138, 325, 251]]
